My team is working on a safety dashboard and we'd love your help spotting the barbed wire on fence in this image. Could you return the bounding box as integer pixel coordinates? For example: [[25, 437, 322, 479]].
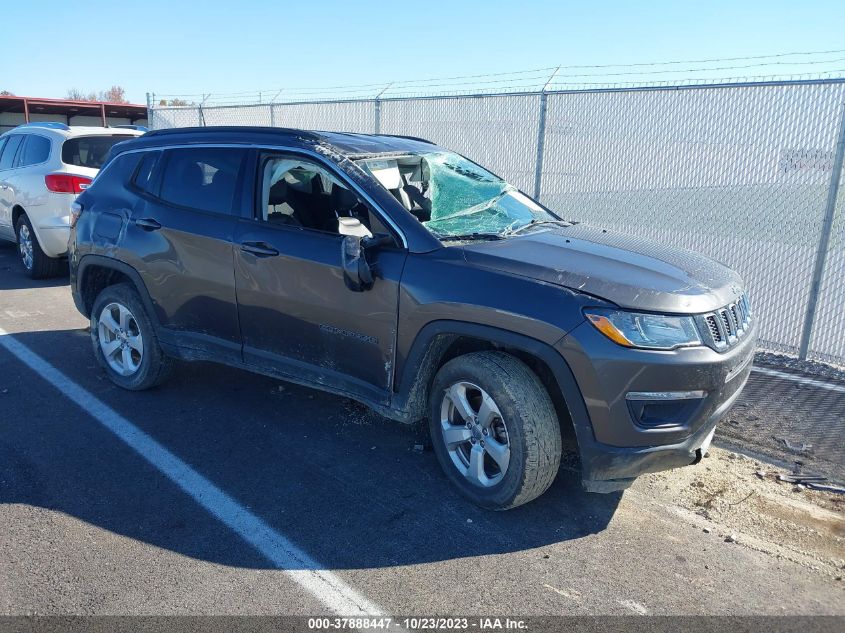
[[150, 48, 845, 107]]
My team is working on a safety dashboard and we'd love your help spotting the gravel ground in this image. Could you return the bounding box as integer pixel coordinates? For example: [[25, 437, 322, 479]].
[[639, 448, 844, 582], [755, 351, 845, 383]]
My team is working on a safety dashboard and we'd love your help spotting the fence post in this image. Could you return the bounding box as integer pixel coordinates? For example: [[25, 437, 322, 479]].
[[533, 67, 559, 200], [374, 99, 380, 134], [198, 94, 209, 127], [798, 97, 845, 359], [374, 83, 392, 134], [269, 90, 282, 127]]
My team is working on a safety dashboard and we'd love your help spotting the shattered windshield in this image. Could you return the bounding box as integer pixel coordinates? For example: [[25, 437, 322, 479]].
[[356, 151, 560, 242]]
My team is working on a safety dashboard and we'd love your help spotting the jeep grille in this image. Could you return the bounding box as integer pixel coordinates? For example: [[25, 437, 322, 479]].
[[696, 294, 752, 352]]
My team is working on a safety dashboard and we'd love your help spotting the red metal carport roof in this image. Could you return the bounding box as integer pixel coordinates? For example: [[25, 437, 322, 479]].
[[0, 95, 147, 125]]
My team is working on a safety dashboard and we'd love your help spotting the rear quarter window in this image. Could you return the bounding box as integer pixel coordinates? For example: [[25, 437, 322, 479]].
[[17, 135, 51, 167], [132, 151, 161, 195], [82, 152, 144, 198], [62, 135, 135, 169]]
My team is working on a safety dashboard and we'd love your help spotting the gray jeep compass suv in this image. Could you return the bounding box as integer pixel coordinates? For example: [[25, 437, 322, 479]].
[[69, 127, 755, 510]]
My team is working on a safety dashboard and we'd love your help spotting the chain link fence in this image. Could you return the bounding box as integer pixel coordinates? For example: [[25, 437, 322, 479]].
[[148, 79, 845, 367]]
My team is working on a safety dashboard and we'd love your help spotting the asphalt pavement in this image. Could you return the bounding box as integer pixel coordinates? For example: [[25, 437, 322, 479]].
[[0, 242, 842, 616]]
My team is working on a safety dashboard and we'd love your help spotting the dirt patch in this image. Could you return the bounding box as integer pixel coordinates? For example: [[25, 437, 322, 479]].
[[636, 447, 845, 581], [755, 351, 845, 384]]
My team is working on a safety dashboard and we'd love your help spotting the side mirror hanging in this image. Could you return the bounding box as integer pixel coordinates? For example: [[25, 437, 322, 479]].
[[341, 235, 374, 292]]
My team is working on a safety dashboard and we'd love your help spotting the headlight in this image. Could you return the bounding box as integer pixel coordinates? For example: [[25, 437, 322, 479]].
[[583, 308, 702, 350]]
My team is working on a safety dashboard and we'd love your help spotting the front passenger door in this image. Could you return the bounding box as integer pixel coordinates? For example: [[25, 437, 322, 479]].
[[233, 151, 407, 403]]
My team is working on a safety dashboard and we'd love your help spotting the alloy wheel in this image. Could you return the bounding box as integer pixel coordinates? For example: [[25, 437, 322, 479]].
[[440, 381, 511, 487], [98, 302, 144, 376], [18, 224, 33, 271]]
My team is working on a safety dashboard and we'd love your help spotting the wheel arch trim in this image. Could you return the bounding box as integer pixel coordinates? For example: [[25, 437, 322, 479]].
[[76, 255, 160, 327], [394, 320, 595, 447], [12, 204, 26, 228], [13, 207, 45, 254]]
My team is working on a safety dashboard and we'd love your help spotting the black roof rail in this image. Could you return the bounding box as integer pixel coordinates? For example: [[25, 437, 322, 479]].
[[143, 125, 321, 140], [375, 133, 435, 145], [17, 122, 70, 131]]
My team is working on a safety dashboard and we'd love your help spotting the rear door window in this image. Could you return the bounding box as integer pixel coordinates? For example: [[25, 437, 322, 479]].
[[0, 135, 24, 170], [62, 135, 134, 169], [159, 147, 246, 215], [17, 135, 51, 167]]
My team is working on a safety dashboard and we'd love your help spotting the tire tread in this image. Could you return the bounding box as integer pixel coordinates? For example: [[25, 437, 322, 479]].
[[430, 351, 562, 510], [480, 352, 562, 509]]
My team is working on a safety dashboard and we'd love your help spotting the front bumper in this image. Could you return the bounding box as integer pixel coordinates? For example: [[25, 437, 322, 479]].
[[555, 318, 756, 491], [578, 372, 748, 492]]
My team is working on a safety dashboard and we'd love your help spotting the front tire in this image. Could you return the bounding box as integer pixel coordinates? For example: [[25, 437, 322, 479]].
[[90, 283, 173, 390], [15, 214, 65, 279], [429, 351, 562, 510]]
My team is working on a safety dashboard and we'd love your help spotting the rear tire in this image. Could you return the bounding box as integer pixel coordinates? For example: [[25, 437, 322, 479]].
[[429, 351, 562, 510], [15, 214, 65, 279], [90, 283, 173, 391]]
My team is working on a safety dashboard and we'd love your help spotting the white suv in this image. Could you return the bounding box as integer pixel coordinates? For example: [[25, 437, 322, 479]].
[[0, 123, 144, 278]]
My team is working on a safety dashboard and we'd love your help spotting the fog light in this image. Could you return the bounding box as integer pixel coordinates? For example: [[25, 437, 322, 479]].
[[626, 391, 707, 430]]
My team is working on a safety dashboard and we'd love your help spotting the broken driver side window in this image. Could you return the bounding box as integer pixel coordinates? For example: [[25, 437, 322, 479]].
[[259, 155, 374, 235]]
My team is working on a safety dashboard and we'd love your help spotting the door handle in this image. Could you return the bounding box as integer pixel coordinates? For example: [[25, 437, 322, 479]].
[[240, 241, 279, 257], [134, 217, 162, 231]]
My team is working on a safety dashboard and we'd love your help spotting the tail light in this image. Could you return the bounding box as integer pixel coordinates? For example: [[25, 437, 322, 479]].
[[70, 201, 83, 228], [45, 173, 92, 194]]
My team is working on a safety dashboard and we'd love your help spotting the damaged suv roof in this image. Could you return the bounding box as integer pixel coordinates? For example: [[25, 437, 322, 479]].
[[137, 126, 435, 156]]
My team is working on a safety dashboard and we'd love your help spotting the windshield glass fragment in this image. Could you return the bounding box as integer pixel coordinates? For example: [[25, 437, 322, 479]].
[[356, 151, 560, 242]]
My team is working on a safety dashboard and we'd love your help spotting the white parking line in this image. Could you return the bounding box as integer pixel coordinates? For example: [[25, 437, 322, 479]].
[[752, 366, 845, 394], [618, 599, 649, 615], [0, 327, 384, 616]]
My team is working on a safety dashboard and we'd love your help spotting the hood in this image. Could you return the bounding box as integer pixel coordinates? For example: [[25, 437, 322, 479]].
[[461, 225, 744, 314]]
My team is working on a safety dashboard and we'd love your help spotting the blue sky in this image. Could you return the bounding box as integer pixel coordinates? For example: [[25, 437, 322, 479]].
[[4, 0, 845, 104]]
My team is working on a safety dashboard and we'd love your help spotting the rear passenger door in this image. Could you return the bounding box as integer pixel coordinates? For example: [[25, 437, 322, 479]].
[[10, 134, 53, 216], [0, 134, 24, 239], [125, 146, 248, 362]]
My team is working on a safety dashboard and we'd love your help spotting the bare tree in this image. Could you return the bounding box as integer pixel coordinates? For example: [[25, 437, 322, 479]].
[[159, 98, 192, 106], [67, 88, 98, 101], [100, 86, 128, 104], [66, 86, 129, 103]]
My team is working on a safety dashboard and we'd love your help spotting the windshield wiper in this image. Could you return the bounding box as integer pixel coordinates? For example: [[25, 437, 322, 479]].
[[437, 232, 504, 242], [504, 219, 572, 236]]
